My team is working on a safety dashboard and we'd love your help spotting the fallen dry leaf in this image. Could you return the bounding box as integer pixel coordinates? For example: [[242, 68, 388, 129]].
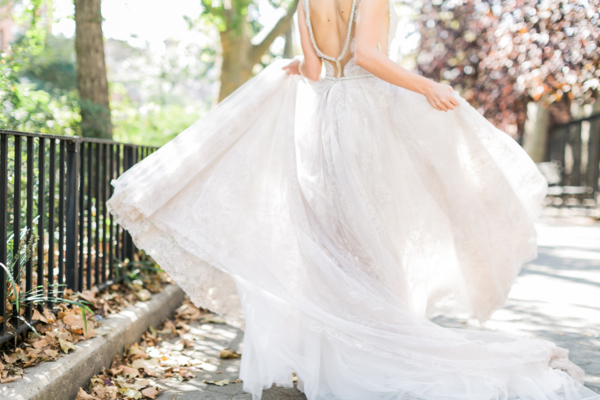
[[219, 348, 241, 359], [44, 349, 59, 358], [200, 315, 226, 324], [83, 326, 97, 340], [121, 366, 140, 377], [143, 367, 160, 378], [127, 343, 148, 361], [79, 290, 97, 304], [58, 338, 77, 354], [43, 333, 57, 347], [141, 386, 159, 399], [31, 339, 48, 350], [23, 349, 43, 367], [74, 387, 96, 400], [118, 387, 142, 399], [32, 309, 48, 323], [0, 375, 22, 383], [43, 309, 56, 323], [178, 367, 195, 380], [63, 313, 86, 335], [148, 326, 158, 337], [204, 379, 230, 386], [95, 384, 118, 400], [127, 379, 150, 391], [135, 289, 152, 302], [174, 301, 205, 322], [158, 320, 176, 335], [175, 321, 191, 334], [130, 358, 159, 369]]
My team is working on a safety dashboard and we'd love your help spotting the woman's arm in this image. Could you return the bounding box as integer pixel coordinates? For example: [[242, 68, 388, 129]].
[[354, 0, 458, 111], [282, 2, 322, 80]]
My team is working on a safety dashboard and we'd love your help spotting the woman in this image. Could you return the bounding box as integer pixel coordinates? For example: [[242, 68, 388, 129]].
[[107, 0, 599, 399]]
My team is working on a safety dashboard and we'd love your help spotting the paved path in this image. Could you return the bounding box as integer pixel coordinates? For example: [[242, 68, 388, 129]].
[[156, 219, 600, 399]]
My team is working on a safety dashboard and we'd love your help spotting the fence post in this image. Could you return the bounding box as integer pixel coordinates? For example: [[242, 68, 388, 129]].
[[124, 146, 135, 262], [36, 138, 45, 310], [589, 118, 600, 197], [0, 134, 8, 336], [65, 140, 80, 292]]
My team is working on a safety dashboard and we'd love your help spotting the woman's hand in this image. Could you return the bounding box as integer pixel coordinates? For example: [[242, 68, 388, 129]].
[[283, 57, 302, 76], [424, 82, 459, 112], [353, 0, 461, 106]]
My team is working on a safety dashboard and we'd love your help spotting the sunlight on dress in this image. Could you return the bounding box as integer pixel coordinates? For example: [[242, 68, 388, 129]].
[[107, 0, 599, 399]]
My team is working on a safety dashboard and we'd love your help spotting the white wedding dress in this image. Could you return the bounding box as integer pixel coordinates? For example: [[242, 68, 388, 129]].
[[107, 0, 599, 399]]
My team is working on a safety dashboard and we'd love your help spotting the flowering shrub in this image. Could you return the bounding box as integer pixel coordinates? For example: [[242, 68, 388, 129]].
[[416, 0, 600, 136]]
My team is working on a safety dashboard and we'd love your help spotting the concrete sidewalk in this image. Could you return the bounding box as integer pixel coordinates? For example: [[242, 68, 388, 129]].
[[155, 220, 600, 399]]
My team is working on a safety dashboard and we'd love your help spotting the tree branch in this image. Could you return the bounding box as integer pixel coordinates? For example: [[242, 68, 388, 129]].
[[249, 0, 299, 64]]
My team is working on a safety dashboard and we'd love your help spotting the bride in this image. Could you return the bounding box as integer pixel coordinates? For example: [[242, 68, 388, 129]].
[[107, 0, 599, 399]]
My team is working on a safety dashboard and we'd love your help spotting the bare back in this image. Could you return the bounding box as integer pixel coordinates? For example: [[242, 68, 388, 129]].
[[305, 0, 390, 78]]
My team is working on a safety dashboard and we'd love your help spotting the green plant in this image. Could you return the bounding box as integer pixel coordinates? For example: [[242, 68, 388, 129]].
[[113, 253, 163, 286], [112, 99, 207, 147], [1, 226, 93, 338], [0, 0, 81, 135]]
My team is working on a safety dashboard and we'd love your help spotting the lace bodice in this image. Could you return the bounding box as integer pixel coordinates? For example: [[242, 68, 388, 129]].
[[303, 0, 399, 79]]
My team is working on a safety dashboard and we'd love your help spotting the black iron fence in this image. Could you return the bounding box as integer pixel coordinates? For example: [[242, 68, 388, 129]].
[[0, 130, 157, 344], [545, 113, 600, 206]]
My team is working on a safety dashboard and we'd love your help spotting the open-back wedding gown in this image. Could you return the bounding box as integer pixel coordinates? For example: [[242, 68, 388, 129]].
[[107, 0, 599, 399]]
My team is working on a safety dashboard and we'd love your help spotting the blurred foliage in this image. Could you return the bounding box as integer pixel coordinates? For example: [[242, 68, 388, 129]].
[[0, 1, 212, 145], [0, 0, 81, 135], [0, 83, 81, 135], [198, 0, 294, 36], [191, 0, 297, 101], [112, 87, 208, 147], [105, 37, 217, 107], [104, 37, 215, 146], [416, 0, 600, 137], [199, 0, 253, 35], [112, 104, 205, 147], [21, 35, 77, 92]]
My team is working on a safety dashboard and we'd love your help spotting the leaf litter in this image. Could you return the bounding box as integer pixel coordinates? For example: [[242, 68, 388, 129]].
[[76, 298, 242, 400], [0, 268, 170, 385], [0, 302, 99, 383]]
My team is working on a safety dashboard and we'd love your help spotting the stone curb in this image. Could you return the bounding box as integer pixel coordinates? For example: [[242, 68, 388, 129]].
[[1, 283, 186, 400]]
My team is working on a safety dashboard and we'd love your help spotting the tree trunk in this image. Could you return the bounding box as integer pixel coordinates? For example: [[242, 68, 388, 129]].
[[75, 0, 112, 139], [218, 30, 253, 103], [283, 27, 294, 59], [593, 90, 600, 114], [216, 0, 299, 103], [522, 101, 551, 163]]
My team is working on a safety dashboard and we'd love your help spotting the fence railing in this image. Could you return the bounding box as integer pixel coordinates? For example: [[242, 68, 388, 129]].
[[0, 130, 158, 344], [546, 112, 600, 206]]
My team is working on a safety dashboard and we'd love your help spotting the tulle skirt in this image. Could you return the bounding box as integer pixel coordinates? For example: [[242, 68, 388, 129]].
[[107, 60, 598, 400]]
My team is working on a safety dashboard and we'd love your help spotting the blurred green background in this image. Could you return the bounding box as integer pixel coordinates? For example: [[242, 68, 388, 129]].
[[0, 0, 598, 153]]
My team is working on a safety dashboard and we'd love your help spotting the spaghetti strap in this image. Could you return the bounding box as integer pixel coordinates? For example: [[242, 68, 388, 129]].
[[303, 0, 357, 78]]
